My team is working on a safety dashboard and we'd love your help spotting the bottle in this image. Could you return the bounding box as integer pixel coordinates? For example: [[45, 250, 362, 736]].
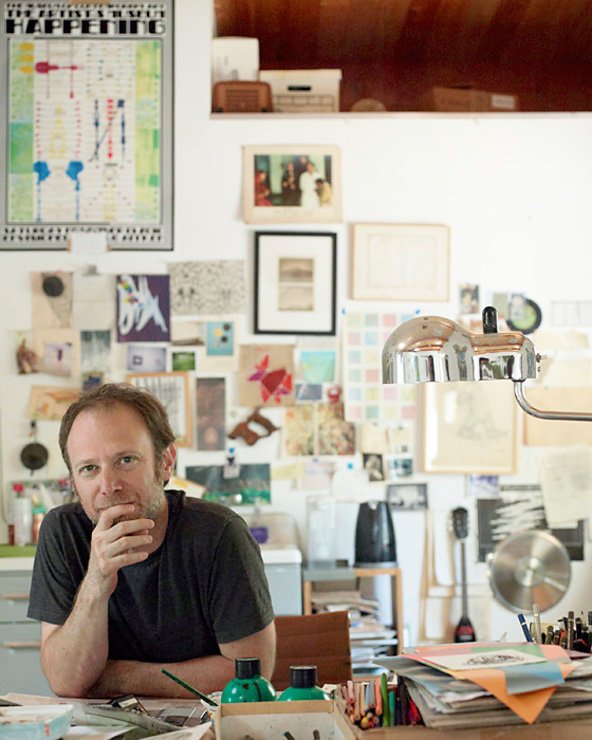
[[278, 665, 329, 701], [221, 658, 276, 703], [306, 495, 335, 567], [13, 495, 33, 547]]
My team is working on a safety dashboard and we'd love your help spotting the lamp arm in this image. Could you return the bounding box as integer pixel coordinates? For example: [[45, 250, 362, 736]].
[[513, 381, 592, 421]]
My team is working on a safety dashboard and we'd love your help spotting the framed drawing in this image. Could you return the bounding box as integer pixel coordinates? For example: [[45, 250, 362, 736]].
[[352, 223, 449, 301], [0, 0, 173, 250], [421, 381, 517, 474], [242, 145, 341, 224], [254, 231, 337, 335], [126, 371, 192, 447]]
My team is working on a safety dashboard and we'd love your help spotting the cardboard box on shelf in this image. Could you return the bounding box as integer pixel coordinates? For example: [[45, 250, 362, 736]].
[[213, 699, 356, 739], [427, 86, 519, 112], [258, 68, 342, 112]]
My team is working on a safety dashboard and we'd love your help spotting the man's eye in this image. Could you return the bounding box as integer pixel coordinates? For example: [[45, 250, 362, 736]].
[[120, 455, 136, 465], [78, 464, 96, 475]]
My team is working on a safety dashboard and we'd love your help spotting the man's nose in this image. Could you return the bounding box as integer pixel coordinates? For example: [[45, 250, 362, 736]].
[[98, 466, 122, 494]]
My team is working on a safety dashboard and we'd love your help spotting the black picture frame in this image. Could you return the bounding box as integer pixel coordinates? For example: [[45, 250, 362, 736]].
[[254, 230, 337, 336]]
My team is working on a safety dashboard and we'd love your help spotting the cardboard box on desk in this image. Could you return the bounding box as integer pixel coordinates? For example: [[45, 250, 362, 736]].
[[259, 69, 342, 112], [214, 699, 356, 739], [427, 86, 519, 112]]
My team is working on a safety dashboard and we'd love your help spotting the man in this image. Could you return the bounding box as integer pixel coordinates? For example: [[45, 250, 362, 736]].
[[27, 383, 276, 698]]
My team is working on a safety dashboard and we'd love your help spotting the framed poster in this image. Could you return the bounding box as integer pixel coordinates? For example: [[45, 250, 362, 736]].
[[0, 0, 173, 250], [352, 223, 449, 301], [421, 380, 517, 474], [254, 231, 337, 335], [242, 145, 341, 224]]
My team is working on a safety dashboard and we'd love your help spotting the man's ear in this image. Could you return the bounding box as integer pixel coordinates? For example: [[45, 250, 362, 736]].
[[161, 443, 177, 480]]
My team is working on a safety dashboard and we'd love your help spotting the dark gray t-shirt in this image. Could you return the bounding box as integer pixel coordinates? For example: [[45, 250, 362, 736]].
[[28, 490, 274, 662]]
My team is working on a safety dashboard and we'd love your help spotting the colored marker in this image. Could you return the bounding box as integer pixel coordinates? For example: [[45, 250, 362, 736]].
[[161, 667, 218, 706], [517, 613, 533, 642]]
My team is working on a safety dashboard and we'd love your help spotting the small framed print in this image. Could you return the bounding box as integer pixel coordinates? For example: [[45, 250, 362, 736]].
[[242, 145, 341, 224], [254, 231, 337, 336], [352, 223, 449, 301], [387, 483, 428, 510]]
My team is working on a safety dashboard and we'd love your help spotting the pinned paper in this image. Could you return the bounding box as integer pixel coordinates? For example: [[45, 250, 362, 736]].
[[69, 230, 108, 254]]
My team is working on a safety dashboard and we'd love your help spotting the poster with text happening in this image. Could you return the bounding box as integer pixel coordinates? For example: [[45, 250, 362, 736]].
[[342, 311, 417, 425], [0, 0, 173, 250]]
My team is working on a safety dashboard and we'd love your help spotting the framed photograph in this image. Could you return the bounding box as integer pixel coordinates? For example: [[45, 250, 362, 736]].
[[421, 381, 517, 474], [126, 371, 192, 448], [387, 483, 428, 511], [0, 0, 173, 250], [352, 223, 449, 301], [242, 145, 341, 224], [254, 231, 337, 335]]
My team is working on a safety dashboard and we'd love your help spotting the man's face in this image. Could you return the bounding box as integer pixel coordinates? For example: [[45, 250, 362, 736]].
[[67, 402, 175, 525]]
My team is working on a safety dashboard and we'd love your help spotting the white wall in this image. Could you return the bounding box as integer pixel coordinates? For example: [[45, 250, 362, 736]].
[[2, 0, 592, 646]]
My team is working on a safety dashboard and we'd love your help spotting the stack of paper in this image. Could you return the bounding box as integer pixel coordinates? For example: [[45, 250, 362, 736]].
[[377, 643, 592, 729]]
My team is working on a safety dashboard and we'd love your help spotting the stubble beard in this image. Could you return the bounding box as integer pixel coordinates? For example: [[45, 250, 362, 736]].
[[75, 474, 168, 526]]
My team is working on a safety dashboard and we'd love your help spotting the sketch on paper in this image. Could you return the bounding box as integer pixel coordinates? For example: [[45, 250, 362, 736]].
[[116, 274, 170, 343], [126, 344, 166, 373], [0, 0, 173, 250], [127, 372, 191, 447], [80, 330, 111, 374], [31, 272, 73, 328], [28, 385, 81, 421], [168, 261, 246, 315]]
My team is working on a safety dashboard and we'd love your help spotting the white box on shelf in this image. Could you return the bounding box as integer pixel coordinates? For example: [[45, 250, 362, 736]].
[[211, 37, 259, 84], [259, 68, 342, 112]]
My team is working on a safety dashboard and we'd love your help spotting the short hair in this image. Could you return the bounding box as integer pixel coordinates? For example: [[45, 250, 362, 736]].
[[59, 382, 175, 473]]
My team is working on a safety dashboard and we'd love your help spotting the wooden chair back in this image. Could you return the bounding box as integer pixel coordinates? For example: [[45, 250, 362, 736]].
[[272, 610, 352, 690]]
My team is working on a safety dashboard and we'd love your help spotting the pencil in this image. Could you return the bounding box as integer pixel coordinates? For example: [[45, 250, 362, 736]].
[[517, 613, 533, 642], [161, 667, 218, 706]]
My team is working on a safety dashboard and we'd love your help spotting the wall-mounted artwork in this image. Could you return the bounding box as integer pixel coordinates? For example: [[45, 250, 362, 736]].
[[125, 344, 167, 373], [168, 261, 246, 315], [421, 381, 517, 474], [238, 344, 295, 407], [116, 274, 170, 343], [0, 0, 173, 250], [352, 223, 449, 301], [31, 272, 73, 328], [242, 145, 341, 224], [185, 463, 271, 505], [28, 385, 81, 421], [254, 231, 337, 335], [196, 377, 226, 451], [127, 371, 192, 447]]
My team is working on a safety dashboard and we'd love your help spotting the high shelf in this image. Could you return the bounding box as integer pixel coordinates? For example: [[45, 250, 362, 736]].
[[302, 566, 403, 654]]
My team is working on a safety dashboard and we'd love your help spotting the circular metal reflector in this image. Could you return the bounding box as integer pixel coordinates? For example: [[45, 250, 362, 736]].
[[487, 530, 571, 613]]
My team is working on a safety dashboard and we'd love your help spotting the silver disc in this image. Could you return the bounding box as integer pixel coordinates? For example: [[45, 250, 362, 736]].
[[487, 529, 571, 613]]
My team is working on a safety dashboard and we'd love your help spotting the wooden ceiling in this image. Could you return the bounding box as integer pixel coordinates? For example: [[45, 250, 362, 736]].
[[214, 0, 592, 111]]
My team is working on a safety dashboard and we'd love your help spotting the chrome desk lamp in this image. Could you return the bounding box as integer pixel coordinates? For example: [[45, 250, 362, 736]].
[[382, 306, 592, 422]]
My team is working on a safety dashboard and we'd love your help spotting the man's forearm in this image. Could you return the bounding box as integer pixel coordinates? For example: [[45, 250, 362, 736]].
[[88, 654, 236, 698], [41, 580, 111, 697]]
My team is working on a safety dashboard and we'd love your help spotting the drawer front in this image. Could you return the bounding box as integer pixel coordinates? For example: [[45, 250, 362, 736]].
[[0, 622, 52, 696], [0, 572, 32, 622]]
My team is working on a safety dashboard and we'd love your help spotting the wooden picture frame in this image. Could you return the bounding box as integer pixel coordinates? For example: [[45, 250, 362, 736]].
[[421, 381, 517, 474], [254, 231, 337, 335], [126, 371, 192, 447], [242, 145, 341, 224], [352, 223, 449, 301]]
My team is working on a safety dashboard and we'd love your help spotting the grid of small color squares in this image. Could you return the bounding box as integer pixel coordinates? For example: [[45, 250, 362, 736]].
[[343, 312, 418, 424]]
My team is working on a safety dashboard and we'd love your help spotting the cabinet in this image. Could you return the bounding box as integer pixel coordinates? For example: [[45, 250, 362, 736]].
[[0, 569, 52, 695], [302, 566, 403, 654]]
